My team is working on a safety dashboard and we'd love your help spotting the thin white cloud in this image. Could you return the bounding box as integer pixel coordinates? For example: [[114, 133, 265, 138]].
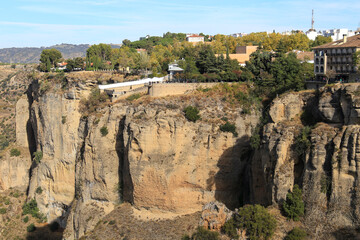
[[0, 21, 127, 31]]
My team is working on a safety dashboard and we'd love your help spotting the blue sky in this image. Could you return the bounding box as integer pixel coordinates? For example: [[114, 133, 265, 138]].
[[0, 0, 359, 48]]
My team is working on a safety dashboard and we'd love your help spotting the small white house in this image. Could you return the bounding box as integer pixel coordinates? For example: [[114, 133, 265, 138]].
[[186, 34, 204, 43]]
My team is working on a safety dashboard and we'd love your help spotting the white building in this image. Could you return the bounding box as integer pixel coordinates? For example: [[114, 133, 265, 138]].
[[186, 34, 204, 43], [230, 33, 248, 38], [322, 29, 355, 41], [306, 29, 321, 41]]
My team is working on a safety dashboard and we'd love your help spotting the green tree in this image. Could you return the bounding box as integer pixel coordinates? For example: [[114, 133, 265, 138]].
[[353, 51, 360, 73], [311, 35, 332, 48], [222, 204, 277, 240], [137, 52, 151, 76], [46, 57, 51, 72], [86, 43, 112, 61], [197, 45, 218, 74], [285, 227, 307, 240], [40, 49, 62, 69], [283, 184, 305, 221], [122, 39, 131, 46]]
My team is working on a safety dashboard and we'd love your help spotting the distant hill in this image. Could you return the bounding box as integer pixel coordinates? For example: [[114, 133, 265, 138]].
[[0, 43, 121, 64]]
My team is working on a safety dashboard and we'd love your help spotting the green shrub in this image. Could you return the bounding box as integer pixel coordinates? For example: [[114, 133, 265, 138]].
[[222, 204, 276, 240], [35, 187, 43, 194], [109, 220, 116, 225], [190, 227, 219, 240], [22, 199, 46, 222], [0, 208, 6, 214], [285, 227, 307, 240], [250, 125, 261, 149], [181, 234, 191, 240], [320, 174, 331, 194], [183, 106, 200, 122], [126, 93, 141, 101], [220, 122, 238, 137], [61, 116, 66, 124], [79, 88, 109, 116], [27, 223, 36, 232], [100, 126, 108, 136], [23, 216, 29, 223], [222, 218, 238, 238], [294, 127, 311, 157], [33, 151, 43, 164], [283, 184, 304, 221], [10, 148, 21, 157]]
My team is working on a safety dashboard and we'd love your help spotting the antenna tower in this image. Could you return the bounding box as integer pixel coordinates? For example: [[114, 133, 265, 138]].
[[311, 9, 314, 30]]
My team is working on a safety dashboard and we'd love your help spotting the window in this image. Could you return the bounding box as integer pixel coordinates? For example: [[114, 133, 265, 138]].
[[320, 58, 324, 64], [320, 66, 324, 73], [315, 66, 319, 72], [316, 58, 319, 64]]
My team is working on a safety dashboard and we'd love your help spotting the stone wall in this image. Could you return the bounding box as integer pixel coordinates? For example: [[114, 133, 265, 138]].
[[149, 83, 219, 97]]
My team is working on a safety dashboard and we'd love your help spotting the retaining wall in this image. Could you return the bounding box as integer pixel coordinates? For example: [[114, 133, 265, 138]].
[[149, 83, 219, 97]]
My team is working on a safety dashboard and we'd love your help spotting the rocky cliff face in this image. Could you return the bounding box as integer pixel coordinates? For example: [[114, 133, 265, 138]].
[[10, 75, 360, 239], [11, 77, 260, 239], [251, 84, 360, 238]]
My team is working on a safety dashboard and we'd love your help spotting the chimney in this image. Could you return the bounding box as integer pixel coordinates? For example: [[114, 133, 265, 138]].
[[343, 34, 348, 43]]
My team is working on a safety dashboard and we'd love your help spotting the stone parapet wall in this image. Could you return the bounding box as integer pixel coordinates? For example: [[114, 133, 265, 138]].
[[149, 82, 219, 97]]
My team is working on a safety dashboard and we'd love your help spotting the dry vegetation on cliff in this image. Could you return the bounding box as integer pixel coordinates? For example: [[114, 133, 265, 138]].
[[80, 203, 201, 240]]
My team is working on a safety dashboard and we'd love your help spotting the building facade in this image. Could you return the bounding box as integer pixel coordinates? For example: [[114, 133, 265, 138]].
[[322, 29, 355, 41], [186, 34, 204, 43], [313, 34, 360, 82]]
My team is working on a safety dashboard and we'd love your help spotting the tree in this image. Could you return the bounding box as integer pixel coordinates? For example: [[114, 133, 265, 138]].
[[197, 45, 217, 74], [222, 204, 277, 240], [122, 39, 131, 46], [137, 52, 151, 76], [311, 35, 332, 48], [86, 43, 112, 62], [353, 51, 360, 73], [39, 49, 62, 71], [283, 184, 305, 221]]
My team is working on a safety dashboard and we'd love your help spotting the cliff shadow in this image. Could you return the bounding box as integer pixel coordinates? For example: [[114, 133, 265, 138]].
[[26, 219, 63, 240], [209, 136, 252, 210], [116, 117, 134, 204], [25, 84, 37, 196], [331, 227, 360, 240]]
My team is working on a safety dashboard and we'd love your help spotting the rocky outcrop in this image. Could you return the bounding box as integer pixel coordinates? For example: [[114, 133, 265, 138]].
[[251, 83, 360, 238], [199, 201, 232, 231], [0, 149, 31, 191]]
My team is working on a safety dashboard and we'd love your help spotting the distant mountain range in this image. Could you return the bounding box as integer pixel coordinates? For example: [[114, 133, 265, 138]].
[[0, 43, 122, 64]]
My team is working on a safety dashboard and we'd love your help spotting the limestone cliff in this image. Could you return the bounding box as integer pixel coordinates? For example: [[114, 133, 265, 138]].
[[11, 73, 360, 239], [13, 77, 260, 239], [251, 84, 360, 238]]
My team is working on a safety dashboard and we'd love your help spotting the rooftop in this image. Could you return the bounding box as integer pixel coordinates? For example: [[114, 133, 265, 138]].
[[312, 34, 360, 49]]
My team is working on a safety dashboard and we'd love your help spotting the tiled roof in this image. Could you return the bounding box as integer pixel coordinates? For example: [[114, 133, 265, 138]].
[[295, 51, 314, 61], [187, 35, 203, 38], [312, 34, 360, 49]]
